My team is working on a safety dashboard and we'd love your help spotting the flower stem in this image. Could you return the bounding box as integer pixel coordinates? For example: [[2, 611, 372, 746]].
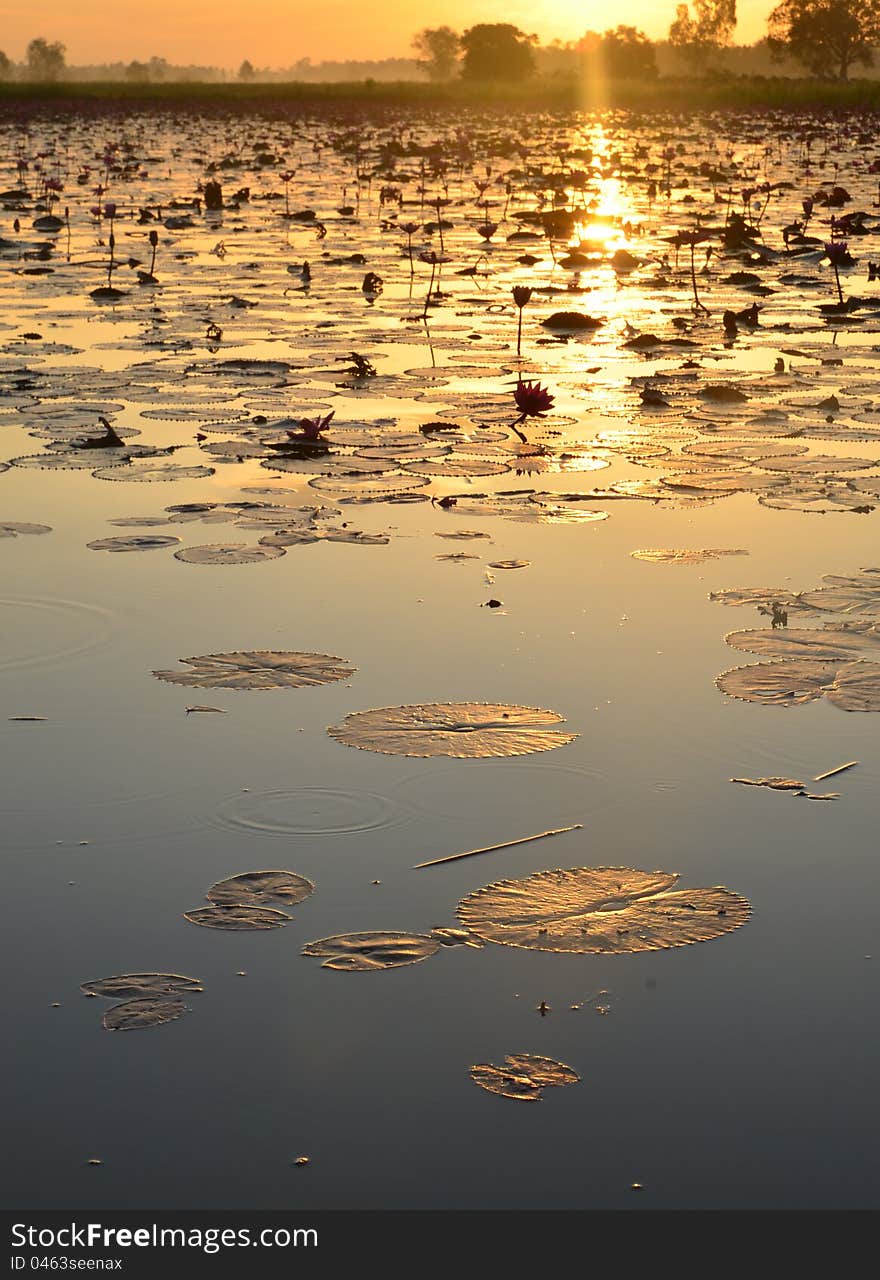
[[510, 414, 528, 444]]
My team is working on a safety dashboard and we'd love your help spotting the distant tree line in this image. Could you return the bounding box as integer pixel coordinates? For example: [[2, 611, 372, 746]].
[[411, 24, 659, 82], [0, 39, 171, 82], [3, 4, 880, 86], [409, 2, 880, 82]]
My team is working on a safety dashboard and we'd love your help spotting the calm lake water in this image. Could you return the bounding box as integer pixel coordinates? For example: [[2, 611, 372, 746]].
[[2, 104, 879, 1210]]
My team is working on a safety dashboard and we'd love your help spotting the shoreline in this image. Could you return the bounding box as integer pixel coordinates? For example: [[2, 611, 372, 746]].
[[4, 76, 880, 114]]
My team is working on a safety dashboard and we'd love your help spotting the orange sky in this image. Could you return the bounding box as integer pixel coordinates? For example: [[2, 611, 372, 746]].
[[2, 1, 775, 66]]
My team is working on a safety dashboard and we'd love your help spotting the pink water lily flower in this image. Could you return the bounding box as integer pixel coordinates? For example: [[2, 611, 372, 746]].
[[513, 379, 555, 419], [287, 410, 335, 442]]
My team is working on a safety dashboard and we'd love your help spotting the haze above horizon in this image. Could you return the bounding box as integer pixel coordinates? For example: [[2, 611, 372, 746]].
[[3, 1, 775, 67]]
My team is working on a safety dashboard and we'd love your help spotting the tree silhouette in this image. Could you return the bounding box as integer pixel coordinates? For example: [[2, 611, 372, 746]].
[[238, 59, 255, 82], [126, 61, 150, 82], [768, 0, 880, 79], [148, 56, 169, 81], [460, 24, 537, 81], [599, 26, 658, 78], [411, 27, 460, 80], [26, 38, 66, 82], [669, 0, 737, 69]]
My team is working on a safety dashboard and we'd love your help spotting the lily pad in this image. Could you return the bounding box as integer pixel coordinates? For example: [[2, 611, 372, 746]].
[[435, 530, 492, 541], [153, 651, 355, 690], [103, 997, 188, 1031], [457, 866, 749, 954], [716, 658, 839, 706], [327, 702, 577, 758], [470, 1053, 580, 1101], [92, 463, 215, 483], [725, 623, 880, 661], [81, 973, 203, 1000], [799, 571, 880, 614], [402, 458, 510, 478], [0, 522, 52, 538], [758, 454, 875, 474], [302, 931, 441, 971], [86, 535, 180, 553], [11, 451, 133, 471], [826, 661, 880, 711], [709, 587, 806, 611], [183, 905, 292, 930], [206, 870, 314, 908], [173, 543, 286, 565], [632, 548, 748, 565]]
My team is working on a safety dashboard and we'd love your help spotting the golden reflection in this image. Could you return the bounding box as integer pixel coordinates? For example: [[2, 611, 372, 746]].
[[562, 127, 637, 253]]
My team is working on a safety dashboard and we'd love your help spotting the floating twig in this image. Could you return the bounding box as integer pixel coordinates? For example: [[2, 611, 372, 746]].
[[730, 777, 839, 801], [731, 776, 804, 791], [413, 824, 582, 870], [813, 761, 858, 782]]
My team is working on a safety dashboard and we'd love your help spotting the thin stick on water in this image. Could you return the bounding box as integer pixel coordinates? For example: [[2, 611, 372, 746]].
[[413, 824, 582, 870], [813, 761, 859, 782]]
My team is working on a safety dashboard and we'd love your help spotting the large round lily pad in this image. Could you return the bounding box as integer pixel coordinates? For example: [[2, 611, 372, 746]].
[[457, 866, 749, 954], [717, 659, 840, 706], [153, 651, 355, 690], [302, 931, 441, 971], [825, 660, 880, 711], [725, 624, 880, 661], [718, 652, 880, 711], [327, 703, 576, 758]]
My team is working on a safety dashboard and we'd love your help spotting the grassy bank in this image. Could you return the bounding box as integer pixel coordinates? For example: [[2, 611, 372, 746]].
[[3, 76, 880, 114]]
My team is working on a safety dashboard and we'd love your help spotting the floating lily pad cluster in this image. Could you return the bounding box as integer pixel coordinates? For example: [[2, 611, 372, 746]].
[[184, 871, 315, 930], [714, 582, 880, 711], [302, 866, 749, 974], [11, 103, 874, 1118], [80, 973, 202, 1031]]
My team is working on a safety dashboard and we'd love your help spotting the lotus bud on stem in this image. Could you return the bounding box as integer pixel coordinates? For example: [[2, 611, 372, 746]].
[[512, 286, 533, 358], [825, 240, 849, 306]]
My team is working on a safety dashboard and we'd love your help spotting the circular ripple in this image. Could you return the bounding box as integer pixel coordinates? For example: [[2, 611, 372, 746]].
[[0, 595, 117, 673], [215, 787, 407, 837]]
